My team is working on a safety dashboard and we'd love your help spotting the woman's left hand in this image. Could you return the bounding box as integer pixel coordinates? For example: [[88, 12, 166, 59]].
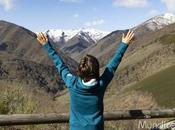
[[37, 32, 48, 46]]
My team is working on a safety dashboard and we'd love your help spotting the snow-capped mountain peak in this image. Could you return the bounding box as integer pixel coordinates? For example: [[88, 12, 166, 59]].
[[77, 28, 110, 42], [136, 13, 175, 31], [45, 28, 110, 43], [150, 13, 175, 26]]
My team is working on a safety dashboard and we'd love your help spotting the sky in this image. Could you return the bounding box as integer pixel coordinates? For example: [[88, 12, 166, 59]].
[[0, 0, 174, 32]]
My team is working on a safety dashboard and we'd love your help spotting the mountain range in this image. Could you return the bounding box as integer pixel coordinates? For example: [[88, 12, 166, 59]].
[[1, 13, 175, 91], [1, 13, 175, 96], [45, 28, 109, 57], [45, 13, 175, 59]]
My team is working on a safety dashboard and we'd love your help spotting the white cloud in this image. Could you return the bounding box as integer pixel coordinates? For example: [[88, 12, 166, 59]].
[[0, 0, 14, 11], [113, 0, 148, 8], [59, 0, 81, 3], [161, 0, 175, 13], [85, 19, 105, 27], [73, 13, 79, 18]]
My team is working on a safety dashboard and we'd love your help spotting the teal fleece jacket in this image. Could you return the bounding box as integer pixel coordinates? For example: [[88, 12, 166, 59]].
[[43, 41, 128, 130]]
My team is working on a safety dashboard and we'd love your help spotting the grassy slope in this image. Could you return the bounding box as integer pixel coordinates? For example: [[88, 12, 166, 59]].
[[128, 65, 175, 108]]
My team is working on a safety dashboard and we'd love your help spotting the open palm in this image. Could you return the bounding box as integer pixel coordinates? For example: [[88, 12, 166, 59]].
[[37, 32, 48, 45], [122, 30, 134, 44]]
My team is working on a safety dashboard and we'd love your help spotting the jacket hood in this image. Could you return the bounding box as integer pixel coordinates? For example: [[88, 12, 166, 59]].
[[78, 77, 98, 90], [82, 78, 98, 86]]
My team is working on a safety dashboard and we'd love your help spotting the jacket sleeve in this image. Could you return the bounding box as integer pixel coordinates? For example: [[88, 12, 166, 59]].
[[42, 42, 75, 88], [100, 42, 128, 89]]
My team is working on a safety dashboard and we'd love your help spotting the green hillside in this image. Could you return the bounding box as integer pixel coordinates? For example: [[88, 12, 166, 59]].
[[128, 65, 175, 108]]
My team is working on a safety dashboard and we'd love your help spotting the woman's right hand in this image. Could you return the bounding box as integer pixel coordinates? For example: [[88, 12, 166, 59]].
[[37, 32, 48, 46], [122, 30, 134, 45]]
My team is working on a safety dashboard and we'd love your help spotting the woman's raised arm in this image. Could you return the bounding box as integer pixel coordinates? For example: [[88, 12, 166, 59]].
[[100, 30, 134, 89], [37, 32, 75, 88]]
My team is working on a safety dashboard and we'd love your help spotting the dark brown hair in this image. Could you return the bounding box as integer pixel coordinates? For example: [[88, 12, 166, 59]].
[[77, 54, 99, 82]]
